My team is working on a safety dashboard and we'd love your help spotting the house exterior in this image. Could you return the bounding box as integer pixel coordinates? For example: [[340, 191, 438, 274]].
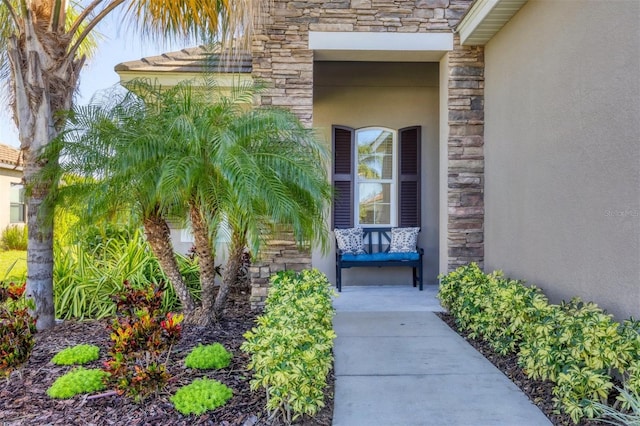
[[0, 144, 25, 233], [250, 0, 485, 294], [458, 0, 639, 320], [116, 0, 639, 319]]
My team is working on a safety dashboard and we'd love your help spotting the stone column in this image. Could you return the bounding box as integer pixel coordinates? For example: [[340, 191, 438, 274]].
[[249, 0, 316, 309], [447, 35, 485, 270], [251, 0, 314, 126]]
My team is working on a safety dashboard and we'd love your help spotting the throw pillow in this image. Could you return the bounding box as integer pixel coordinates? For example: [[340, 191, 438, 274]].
[[389, 227, 419, 253], [334, 227, 365, 254]]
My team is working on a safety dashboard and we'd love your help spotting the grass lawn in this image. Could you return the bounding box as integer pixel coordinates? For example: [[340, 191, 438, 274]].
[[0, 250, 27, 282]]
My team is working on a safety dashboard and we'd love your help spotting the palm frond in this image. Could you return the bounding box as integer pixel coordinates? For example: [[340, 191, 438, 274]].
[[123, 0, 259, 50], [41, 77, 332, 271]]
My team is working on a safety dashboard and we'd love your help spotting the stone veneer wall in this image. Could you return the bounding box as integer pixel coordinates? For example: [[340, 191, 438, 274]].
[[249, 0, 483, 308], [251, 0, 473, 125], [248, 233, 312, 310], [447, 35, 485, 271]]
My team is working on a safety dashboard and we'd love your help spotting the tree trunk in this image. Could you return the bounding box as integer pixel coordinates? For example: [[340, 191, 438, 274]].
[[7, 23, 85, 330], [188, 203, 218, 325], [143, 213, 196, 314], [23, 152, 55, 330], [213, 230, 246, 320]]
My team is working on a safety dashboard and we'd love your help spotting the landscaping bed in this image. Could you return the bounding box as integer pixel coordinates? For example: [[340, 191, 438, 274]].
[[0, 291, 334, 426]]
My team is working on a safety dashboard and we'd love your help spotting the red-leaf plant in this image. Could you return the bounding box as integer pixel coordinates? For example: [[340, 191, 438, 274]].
[[0, 282, 36, 377], [103, 281, 183, 402]]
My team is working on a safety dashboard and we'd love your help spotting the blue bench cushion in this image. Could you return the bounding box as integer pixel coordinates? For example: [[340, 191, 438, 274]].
[[341, 252, 420, 262]]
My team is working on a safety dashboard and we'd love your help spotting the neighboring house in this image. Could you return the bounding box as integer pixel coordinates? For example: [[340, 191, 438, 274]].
[[0, 143, 25, 232], [116, 0, 639, 319]]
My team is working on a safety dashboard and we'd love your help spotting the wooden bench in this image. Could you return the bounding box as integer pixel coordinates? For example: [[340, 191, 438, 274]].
[[335, 227, 424, 292]]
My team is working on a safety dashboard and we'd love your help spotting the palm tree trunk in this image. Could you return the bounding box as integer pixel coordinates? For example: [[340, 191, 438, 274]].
[[7, 20, 84, 330], [143, 213, 196, 314], [188, 203, 217, 325], [23, 154, 55, 330], [214, 229, 246, 320]]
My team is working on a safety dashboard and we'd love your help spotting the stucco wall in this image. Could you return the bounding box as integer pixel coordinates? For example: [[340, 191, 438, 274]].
[[483, 0, 640, 319], [0, 169, 23, 232], [312, 61, 440, 286]]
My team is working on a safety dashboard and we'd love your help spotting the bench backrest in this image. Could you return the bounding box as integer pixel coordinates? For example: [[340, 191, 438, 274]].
[[361, 228, 393, 254]]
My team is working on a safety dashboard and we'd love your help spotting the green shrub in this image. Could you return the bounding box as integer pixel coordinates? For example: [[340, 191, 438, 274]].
[[516, 298, 633, 423], [171, 378, 233, 415], [484, 278, 548, 355], [46, 367, 108, 399], [553, 365, 613, 423], [185, 343, 232, 370], [620, 360, 640, 411], [617, 320, 640, 412], [242, 269, 336, 424], [76, 223, 136, 256], [51, 344, 100, 365], [438, 264, 640, 424], [0, 282, 36, 377], [438, 262, 493, 334], [52, 204, 81, 248], [53, 229, 200, 320], [1, 225, 27, 251]]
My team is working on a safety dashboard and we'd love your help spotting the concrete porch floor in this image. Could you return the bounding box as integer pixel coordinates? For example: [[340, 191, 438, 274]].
[[332, 284, 444, 312]]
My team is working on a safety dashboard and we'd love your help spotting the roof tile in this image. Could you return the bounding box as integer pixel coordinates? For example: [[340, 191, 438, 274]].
[[115, 46, 252, 74], [0, 143, 22, 167]]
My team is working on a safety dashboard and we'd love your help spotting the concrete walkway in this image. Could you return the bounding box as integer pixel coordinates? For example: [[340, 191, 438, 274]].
[[331, 285, 552, 426]]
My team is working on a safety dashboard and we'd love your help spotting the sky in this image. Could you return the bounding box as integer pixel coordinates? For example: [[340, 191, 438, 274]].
[[0, 15, 191, 149]]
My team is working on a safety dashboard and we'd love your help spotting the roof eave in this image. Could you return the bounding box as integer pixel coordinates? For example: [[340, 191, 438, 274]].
[[116, 70, 253, 89], [456, 0, 528, 46], [115, 47, 253, 89], [0, 162, 23, 171]]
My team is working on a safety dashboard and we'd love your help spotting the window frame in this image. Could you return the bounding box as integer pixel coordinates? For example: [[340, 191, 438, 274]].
[[9, 183, 26, 224], [354, 127, 398, 227], [332, 125, 421, 229]]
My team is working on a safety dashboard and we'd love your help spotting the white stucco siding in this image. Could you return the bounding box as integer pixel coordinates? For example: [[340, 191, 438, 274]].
[[483, 0, 640, 319]]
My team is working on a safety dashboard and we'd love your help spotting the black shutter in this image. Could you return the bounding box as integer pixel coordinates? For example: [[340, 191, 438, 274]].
[[398, 126, 421, 227], [332, 126, 354, 228]]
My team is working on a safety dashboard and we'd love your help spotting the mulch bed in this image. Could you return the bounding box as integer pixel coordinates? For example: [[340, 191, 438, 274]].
[[0, 291, 333, 426], [437, 312, 611, 426], [2, 291, 620, 426]]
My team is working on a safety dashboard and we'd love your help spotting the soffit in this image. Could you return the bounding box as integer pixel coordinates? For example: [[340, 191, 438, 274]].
[[457, 0, 528, 46], [314, 50, 449, 62], [310, 32, 454, 62]]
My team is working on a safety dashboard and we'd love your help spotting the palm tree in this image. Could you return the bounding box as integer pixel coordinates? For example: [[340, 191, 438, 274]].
[[0, 0, 255, 330], [48, 79, 332, 324], [153, 79, 332, 323], [45, 85, 199, 312]]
